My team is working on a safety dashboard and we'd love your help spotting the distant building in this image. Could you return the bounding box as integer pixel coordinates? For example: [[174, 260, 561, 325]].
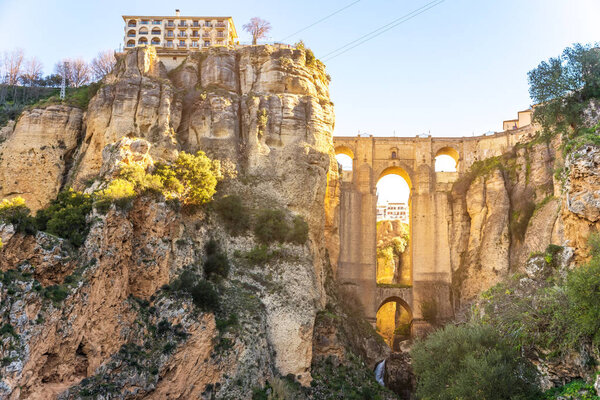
[[502, 109, 533, 131], [122, 10, 238, 52], [377, 202, 409, 223]]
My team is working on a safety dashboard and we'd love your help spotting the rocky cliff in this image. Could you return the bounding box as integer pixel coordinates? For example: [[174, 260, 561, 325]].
[[0, 46, 391, 399], [449, 138, 565, 305]]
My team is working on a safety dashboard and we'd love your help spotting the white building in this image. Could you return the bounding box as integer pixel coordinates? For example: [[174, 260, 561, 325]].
[[377, 202, 409, 223]]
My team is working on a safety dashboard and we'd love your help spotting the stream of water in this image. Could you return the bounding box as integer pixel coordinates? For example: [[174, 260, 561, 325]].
[[374, 359, 386, 386]]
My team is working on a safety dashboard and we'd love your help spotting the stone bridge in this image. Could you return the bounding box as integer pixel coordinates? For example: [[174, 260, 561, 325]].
[[332, 125, 534, 333]]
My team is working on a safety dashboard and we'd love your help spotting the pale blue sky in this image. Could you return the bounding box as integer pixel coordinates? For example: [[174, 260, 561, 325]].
[[1, 0, 599, 137]]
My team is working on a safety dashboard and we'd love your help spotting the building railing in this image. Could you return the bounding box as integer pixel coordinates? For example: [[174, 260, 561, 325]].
[[178, 33, 188, 38], [140, 21, 149, 24], [128, 24, 137, 27], [127, 33, 136, 37], [165, 23, 175, 27], [178, 23, 187, 27], [152, 21, 162, 25], [215, 23, 226, 28], [178, 44, 187, 48]]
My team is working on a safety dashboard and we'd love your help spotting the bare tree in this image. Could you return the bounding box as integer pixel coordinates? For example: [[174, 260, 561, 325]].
[[90, 50, 116, 81], [21, 57, 43, 86], [2, 49, 25, 85], [55, 58, 91, 87], [243, 17, 271, 45]]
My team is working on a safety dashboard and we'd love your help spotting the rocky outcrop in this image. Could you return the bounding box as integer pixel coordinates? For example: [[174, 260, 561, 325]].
[[0, 106, 83, 211], [450, 141, 562, 304], [0, 45, 339, 398], [563, 145, 600, 260], [384, 352, 414, 400], [72, 47, 180, 186]]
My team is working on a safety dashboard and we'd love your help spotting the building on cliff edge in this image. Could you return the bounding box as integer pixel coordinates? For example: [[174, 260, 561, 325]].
[[123, 9, 238, 53], [377, 202, 409, 224]]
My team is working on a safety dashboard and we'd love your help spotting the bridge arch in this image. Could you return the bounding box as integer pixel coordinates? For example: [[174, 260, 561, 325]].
[[377, 165, 413, 190], [434, 146, 459, 172], [376, 296, 413, 349]]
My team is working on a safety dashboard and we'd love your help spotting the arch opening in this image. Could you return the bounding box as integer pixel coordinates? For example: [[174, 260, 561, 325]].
[[126, 40, 135, 47], [434, 147, 459, 172], [138, 37, 148, 45], [376, 297, 412, 349], [335, 145, 354, 176], [151, 37, 161, 45], [376, 167, 411, 287]]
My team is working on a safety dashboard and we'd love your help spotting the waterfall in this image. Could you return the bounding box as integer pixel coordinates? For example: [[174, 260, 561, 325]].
[[375, 359, 386, 386]]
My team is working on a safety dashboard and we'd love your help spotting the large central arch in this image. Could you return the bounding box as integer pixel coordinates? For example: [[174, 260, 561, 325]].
[[376, 296, 413, 350]]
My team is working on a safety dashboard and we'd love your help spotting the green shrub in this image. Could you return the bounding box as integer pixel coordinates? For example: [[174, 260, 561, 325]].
[[95, 179, 136, 211], [169, 270, 220, 312], [0, 197, 36, 234], [0, 323, 17, 338], [241, 245, 279, 265], [35, 189, 93, 246], [543, 379, 600, 399], [566, 252, 600, 346], [189, 280, 219, 311], [254, 209, 289, 244], [421, 299, 438, 325], [154, 151, 222, 206], [288, 215, 309, 245], [43, 285, 70, 303], [411, 324, 541, 400], [213, 195, 250, 234], [203, 239, 230, 280]]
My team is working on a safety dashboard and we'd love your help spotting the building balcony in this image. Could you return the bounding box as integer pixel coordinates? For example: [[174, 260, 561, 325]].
[[202, 33, 211, 38], [178, 23, 187, 27], [152, 21, 162, 25], [216, 33, 225, 38], [177, 33, 188, 38], [215, 23, 226, 29], [140, 21, 149, 25], [165, 23, 175, 28], [178, 44, 187, 48], [191, 33, 200, 38], [191, 24, 200, 29], [164, 34, 175, 39]]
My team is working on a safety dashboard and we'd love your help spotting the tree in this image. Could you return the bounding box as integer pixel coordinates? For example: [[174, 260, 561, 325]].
[[55, 58, 91, 88], [528, 43, 600, 132], [243, 17, 271, 45], [1, 49, 24, 85], [20, 57, 43, 86], [90, 50, 116, 81], [411, 324, 541, 400]]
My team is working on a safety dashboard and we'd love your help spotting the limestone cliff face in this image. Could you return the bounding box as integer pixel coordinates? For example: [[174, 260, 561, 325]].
[[449, 140, 563, 304], [0, 46, 340, 399], [562, 145, 600, 261], [0, 106, 83, 211]]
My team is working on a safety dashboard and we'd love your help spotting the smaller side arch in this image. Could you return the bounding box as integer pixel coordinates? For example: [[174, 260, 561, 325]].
[[378, 296, 413, 320], [434, 146, 459, 172]]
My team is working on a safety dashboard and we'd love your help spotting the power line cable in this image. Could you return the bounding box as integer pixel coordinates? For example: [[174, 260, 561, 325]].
[[321, 0, 445, 61], [279, 0, 362, 42]]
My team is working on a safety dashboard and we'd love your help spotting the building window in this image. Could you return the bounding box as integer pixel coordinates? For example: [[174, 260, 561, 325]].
[[127, 40, 135, 47], [140, 20, 149, 25], [128, 20, 137, 27], [391, 151, 397, 159], [204, 41, 210, 47], [138, 37, 148, 45], [151, 38, 160, 45], [139, 27, 148, 35], [151, 28, 161, 35], [205, 21, 211, 27], [152, 20, 162, 25], [166, 41, 173, 47]]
